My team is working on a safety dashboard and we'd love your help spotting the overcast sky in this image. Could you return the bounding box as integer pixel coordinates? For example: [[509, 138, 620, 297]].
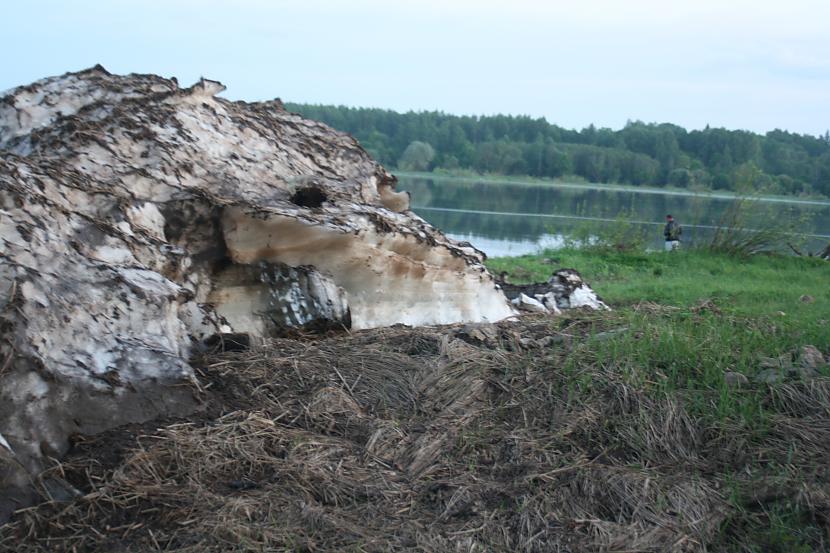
[[3, 0, 828, 135]]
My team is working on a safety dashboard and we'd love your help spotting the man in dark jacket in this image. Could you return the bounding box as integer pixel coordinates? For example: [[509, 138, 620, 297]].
[[664, 214, 681, 251]]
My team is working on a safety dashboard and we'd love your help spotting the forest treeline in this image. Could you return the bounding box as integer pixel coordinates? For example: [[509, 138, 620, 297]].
[[285, 103, 830, 197]]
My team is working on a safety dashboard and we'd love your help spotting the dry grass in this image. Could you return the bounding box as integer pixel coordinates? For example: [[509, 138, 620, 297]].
[[1, 315, 828, 552]]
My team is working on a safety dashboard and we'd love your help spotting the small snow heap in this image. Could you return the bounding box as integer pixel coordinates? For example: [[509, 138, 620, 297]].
[[501, 269, 609, 314]]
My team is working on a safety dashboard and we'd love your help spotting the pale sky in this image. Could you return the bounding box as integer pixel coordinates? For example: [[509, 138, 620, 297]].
[[3, 0, 829, 135]]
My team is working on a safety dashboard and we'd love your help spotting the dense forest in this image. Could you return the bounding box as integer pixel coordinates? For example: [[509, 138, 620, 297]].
[[285, 103, 830, 197]]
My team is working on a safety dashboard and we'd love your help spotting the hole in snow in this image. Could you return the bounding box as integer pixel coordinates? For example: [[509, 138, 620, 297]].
[[290, 187, 328, 209], [203, 332, 251, 353]]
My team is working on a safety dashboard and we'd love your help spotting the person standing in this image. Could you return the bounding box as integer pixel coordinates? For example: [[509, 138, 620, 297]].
[[664, 214, 681, 251]]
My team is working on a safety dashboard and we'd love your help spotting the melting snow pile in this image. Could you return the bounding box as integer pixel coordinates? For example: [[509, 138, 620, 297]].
[[0, 66, 604, 516]]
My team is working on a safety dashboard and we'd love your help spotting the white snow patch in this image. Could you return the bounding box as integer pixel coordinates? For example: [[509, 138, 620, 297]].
[[118, 268, 181, 298], [91, 245, 136, 265], [222, 209, 515, 330], [568, 285, 609, 310], [0, 432, 12, 453], [115, 221, 135, 236], [126, 202, 166, 240], [4, 371, 51, 400], [535, 292, 562, 314], [20, 281, 50, 308], [512, 293, 549, 314]]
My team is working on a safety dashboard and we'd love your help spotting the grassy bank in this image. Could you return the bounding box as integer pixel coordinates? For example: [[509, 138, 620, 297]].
[[488, 248, 830, 420], [488, 247, 830, 317], [489, 248, 830, 551]]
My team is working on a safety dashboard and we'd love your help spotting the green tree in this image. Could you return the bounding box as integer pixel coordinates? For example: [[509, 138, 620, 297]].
[[285, 102, 830, 197], [398, 141, 435, 171]]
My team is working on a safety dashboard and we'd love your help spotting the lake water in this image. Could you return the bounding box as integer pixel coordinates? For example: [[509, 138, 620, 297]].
[[397, 175, 830, 258]]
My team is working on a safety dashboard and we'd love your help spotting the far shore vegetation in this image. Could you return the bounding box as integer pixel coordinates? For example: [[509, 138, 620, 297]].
[[286, 103, 830, 199]]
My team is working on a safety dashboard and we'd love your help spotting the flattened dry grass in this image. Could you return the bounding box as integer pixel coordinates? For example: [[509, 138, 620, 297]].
[[2, 313, 828, 552]]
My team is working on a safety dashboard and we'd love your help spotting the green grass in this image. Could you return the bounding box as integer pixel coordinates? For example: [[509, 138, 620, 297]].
[[488, 248, 830, 552], [489, 247, 829, 317], [489, 247, 830, 550], [489, 248, 829, 404]]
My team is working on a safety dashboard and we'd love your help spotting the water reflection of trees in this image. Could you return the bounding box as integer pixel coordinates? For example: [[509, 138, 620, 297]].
[[403, 178, 828, 250]]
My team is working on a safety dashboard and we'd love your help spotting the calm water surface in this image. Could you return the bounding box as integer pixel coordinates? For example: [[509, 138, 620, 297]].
[[397, 175, 830, 258]]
